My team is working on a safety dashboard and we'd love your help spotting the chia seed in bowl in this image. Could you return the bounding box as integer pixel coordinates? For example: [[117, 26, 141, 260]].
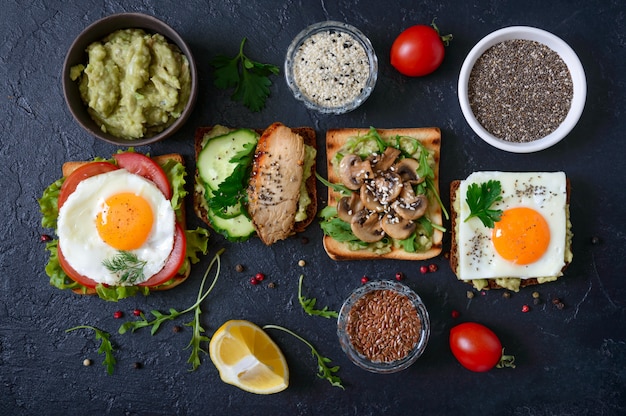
[[458, 26, 586, 153]]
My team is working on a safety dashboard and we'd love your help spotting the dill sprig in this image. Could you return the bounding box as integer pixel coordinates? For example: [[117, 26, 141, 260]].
[[102, 251, 146, 284]]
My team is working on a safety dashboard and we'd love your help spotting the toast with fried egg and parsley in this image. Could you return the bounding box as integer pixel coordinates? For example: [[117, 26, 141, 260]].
[[194, 122, 317, 245], [320, 127, 445, 261], [38, 152, 210, 301], [449, 171, 573, 292]]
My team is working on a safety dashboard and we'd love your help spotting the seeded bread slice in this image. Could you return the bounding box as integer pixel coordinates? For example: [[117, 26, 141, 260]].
[[60, 153, 190, 294], [323, 127, 443, 261], [449, 178, 572, 290], [193, 125, 317, 238]]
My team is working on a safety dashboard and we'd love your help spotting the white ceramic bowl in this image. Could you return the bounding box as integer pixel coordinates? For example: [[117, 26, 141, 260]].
[[458, 26, 586, 153]]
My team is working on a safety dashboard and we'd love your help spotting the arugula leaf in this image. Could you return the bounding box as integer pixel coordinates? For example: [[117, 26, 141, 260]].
[[315, 172, 352, 197], [263, 325, 344, 389], [66, 325, 116, 375], [211, 38, 279, 112], [298, 275, 338, 319], [464, 180, 503, 228], [118, 249, 224, 371]]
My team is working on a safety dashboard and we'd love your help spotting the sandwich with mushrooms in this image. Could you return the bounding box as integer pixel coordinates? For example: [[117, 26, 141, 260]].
[[194, 122, 317, 244], [319, 127, 446, 260]]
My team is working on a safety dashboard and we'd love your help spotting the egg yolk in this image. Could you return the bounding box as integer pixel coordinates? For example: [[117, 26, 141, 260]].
[[96, 193, 154, 250], [492, 207, 550, 265]]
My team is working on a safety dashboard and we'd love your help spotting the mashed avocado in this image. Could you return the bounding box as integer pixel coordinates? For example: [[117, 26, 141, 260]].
[[71, 28, 191, 140]]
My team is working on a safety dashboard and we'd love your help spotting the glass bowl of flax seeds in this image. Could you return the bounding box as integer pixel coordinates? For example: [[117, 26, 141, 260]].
[[458, 26, 586, 153], [337, 280, 430, 374]]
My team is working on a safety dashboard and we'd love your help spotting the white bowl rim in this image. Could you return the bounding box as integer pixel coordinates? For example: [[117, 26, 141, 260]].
[[458, 26, 587, 153]]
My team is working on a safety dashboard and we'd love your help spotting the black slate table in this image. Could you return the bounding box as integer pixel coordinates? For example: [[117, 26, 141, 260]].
[[2, 1, 625, 415]]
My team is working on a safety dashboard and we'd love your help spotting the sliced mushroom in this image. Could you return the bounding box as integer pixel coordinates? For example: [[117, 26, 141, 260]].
[[339, 154, 374, 190], [360, 182, 384, 212], [373, 172, 403, 205], [394, 158, 425, 184], [392, 187, 429, 220], [337, 193, 364, 223], [368, 147, 401, 172], [351, 209, 384, 243], [381, 210, 417, 240]]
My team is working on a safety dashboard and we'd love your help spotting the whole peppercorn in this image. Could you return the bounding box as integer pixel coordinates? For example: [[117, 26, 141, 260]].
[[250, 277, 259, 285], [395, 272, 404, 281], [255, 273, 265, 282], [502, 291, 511, 299], [360, 276, 369, 284], [521, 305, 530, 313], [267, 282, 277, 289], [133, 362, 142, 369], [40, 234, 52, 242], [133, 309, 142, 317], [173, 325, 182, 333], [590, 236, 601, 245], [301, 236, 309, 245], [113, 311, 123, 319], [235, 264, 245, 273], [466, 291, 475, 299], [419, 265, 428, 274], [83, 358, 92, 367], [298, 260, 306, 267], [428, 263, 438, 273], [451, 309, 460, 319]]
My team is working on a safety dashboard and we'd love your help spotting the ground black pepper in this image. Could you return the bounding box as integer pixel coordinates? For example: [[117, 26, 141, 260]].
[[468, 39, 573, 142]]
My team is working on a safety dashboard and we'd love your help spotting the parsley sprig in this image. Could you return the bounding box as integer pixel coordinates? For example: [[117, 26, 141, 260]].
[[211, 37, 279, 112], [298, 275, 338, 319], [66, 325, 116, 375], [263, 325, 344, 389], [118, 249, 224, 371], [102, 251, 146, 284], [464, 180, 504, 228]]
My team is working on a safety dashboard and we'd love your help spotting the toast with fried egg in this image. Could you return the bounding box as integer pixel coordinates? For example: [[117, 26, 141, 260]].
[[39, 152, 209, 300], [321, 127, 444, 261], [449, 172, 573, 292]]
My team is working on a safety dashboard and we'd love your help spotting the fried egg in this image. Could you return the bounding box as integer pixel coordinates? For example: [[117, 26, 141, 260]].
[[57, 169, 175, 286], [457, 171, 567, 280]]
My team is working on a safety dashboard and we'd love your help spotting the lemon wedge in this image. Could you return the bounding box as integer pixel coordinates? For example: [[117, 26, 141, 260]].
[[209, 320, 289, 394]]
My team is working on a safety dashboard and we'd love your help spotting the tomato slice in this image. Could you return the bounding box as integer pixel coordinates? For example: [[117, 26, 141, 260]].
[[58, 161, 119, 209], [57, 244, 99, 288], [113, 152, 172, 199], [139, 223, 187, 287]]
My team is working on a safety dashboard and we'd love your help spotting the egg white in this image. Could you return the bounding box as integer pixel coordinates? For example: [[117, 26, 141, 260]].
[[457, 171, 567, 280], [57, 169, 175, 286]]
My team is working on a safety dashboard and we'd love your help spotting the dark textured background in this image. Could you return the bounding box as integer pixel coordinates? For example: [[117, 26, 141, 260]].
[[1, 1, 625, 415]]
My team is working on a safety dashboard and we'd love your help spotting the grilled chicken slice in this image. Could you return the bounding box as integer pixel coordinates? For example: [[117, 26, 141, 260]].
[[247, 122, 305, 245]]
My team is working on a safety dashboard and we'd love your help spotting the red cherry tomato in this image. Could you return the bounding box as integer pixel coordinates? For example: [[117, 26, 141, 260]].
[[449, 322, 503, 372], [113, 152, 172, 199], [58, 162, 119, 209], [139, 223, 187, 287], [390, 24, 449, 77]]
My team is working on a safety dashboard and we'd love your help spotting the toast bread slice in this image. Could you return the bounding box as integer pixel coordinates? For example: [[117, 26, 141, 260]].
[[323, 127, 443, 261], [449, 178, 571, 289], [61, 153, 189, 294], [193, 125, 317, 238]]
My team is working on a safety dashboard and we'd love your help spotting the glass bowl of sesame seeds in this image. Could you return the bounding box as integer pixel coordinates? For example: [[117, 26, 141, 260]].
[[285, 21, 378, 115], [458, 26, 586, 153], [337, 280, 430, 374]]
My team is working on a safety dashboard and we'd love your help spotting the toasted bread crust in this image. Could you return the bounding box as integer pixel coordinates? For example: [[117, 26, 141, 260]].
[[323, 127, 443, 261], [62, 153, 190, 294], [193, 124, 317, 238], [449, 178, 571, 289]]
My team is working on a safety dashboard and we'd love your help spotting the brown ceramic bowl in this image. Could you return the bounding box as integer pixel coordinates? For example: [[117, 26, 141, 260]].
[[62, 13, 198, 146]]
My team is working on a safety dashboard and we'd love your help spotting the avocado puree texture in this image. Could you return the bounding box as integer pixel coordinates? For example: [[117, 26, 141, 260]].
[[71, 29, 191, 140]]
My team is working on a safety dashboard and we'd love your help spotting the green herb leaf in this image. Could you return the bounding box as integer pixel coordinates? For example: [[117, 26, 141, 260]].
[[66, 325, 116, 375], [102, 251, 147, 285], [315, 172, 353, 197], [263, 325, 344, 389], [118, 249, 224, 371], [211, 38, 279, 112], [298, 275, 338, 319], [464, 180, 504, 228], [208, 141, 256, 213]]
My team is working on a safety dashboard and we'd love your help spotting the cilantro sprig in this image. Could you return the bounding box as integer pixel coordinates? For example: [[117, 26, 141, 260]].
[[66, 325, 116, 375], [118, 249, 224, 371], [298, 275, 338, 319], [211, 38, 279, 112], [464, 180, 503, 228], [263, 325, 344, 389]]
